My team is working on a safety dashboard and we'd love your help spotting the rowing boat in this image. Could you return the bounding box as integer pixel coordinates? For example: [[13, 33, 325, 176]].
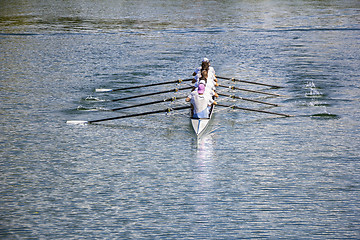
[[67, 75, 291, 128], [190, 104, 215, 136]]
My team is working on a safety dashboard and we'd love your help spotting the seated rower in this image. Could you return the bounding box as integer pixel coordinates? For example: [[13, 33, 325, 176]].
[[192, 58, 209, 84], [201, 70, 218, 92], [193, 58, 218, 84], [186, 83, 217, 119], [194, 71, 218, 98]]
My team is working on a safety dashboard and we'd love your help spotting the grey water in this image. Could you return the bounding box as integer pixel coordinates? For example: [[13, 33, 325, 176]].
[[1, 0, 359, 239]]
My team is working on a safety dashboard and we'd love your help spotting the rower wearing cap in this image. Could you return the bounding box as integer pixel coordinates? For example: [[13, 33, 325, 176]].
[[186, 83, 217, 119], [193, 58, 218, 84], [201, 70, 217, 92], [194, 70, 218, 98]]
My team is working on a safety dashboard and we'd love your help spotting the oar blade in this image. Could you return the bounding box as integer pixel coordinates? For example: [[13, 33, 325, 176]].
[[95, 88, 113, 93], [66, 120, 89, 125]]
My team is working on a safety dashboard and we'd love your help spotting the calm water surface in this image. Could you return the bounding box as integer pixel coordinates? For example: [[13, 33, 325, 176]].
[[1, 0, 359, 239]]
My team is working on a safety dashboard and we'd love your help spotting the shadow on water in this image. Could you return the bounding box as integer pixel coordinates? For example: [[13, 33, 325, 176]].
[[310, 113, 341, 120]]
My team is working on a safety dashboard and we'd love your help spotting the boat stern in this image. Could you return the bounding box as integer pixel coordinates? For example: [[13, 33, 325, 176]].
[[191, 118, 210, 136]]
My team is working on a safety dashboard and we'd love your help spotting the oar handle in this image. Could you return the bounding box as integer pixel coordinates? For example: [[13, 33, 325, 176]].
[[88, 106, 191, 124], [218, 93, 279, 106], [217, 103, 293, 117], [111, 96, 187, 111], [112, 87, 192, 102], [217, 76, 283, 88], [218, 84, 285, 97], [110, 78, 193, 92]]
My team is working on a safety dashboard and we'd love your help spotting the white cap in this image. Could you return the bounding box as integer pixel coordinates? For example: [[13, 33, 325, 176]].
[[202, 58, 209, 63], [194, 79, 206, 88], [199, 80, 206, 85]]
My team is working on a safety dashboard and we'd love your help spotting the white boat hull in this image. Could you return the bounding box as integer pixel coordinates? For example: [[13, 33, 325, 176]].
[[190, 105, 215, 136]]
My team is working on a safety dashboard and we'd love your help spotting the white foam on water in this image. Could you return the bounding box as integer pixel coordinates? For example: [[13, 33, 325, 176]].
[[305, 88, 323, 97], [305, 81, 316, 88], [305, 82, 323, 97]]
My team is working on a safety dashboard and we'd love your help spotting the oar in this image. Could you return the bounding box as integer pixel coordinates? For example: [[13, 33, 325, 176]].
[[217, 103, 293, 117], [67, 105, 191, 124], [111, 86, 192, 102], [110, 96, 187, 111], [217, 76, 283, 88], [218, 93, 279, 107], [95, 78, 193, 92], [218, 84, 286, 97]]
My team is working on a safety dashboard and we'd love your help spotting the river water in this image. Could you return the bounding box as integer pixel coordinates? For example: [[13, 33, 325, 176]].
[[1, 0, 359, 239]]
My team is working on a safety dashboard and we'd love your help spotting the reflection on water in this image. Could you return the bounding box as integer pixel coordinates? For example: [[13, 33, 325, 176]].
[[196, 133, 215, 161], [193, 133, 216, 232]]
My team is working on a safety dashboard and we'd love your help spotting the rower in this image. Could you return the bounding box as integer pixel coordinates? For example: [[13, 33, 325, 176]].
[[201, 70, 217, 91], [194, 71, 218, 98], [192, 58, 218, 84], [186, 83, 217, 119]]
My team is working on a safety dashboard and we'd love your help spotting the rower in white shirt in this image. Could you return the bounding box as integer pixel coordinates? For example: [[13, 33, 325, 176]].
[[193, 58, 218, 85], [186, 83, 217, 119], [194, 70, 218, 98]]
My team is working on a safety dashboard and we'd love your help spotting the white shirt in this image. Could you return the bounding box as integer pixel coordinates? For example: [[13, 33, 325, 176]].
[[209, 66, 215, 76], [187, 91, 214, 114], [194, 66, 216, 89]]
